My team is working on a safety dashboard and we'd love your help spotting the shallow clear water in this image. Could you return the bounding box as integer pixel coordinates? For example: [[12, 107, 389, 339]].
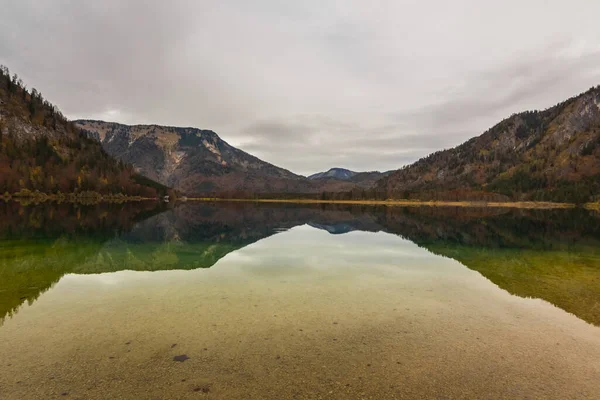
[[1, 202, 600, 399]]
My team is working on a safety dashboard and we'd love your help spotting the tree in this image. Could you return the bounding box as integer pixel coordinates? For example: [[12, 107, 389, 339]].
[[9, 73, 19, 95]]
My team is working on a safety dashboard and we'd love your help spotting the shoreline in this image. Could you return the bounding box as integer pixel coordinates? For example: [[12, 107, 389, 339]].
[[0, 193, 158, 204], [185, 197, 595, 209], [2, 193, 597, 210]]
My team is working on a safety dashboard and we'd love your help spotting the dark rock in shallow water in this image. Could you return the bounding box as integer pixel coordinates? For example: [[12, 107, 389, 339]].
[[193, 385, 210, 393], [173, 354, 190, 362]]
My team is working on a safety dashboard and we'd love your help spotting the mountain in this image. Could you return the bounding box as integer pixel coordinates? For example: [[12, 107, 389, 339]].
[[377, 86, 600, 203], [75, 120, 360, 195], [309, 168, 357, 180], [0, 66, 170, 198], [309, 167, 390, 189]]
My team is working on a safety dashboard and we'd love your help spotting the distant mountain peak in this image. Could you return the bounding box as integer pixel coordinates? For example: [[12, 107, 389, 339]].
[[307, 168, 391, 189], [308, 168, 357, 180]]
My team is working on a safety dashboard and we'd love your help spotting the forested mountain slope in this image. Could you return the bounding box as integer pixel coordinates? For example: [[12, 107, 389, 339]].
[[377, 86, 600, 203], [0, 66, 169, 198]]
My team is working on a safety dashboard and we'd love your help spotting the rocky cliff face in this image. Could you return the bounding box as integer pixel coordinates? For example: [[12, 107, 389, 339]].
[[376, 86, 600, 203], [76, 120, 357, 195]]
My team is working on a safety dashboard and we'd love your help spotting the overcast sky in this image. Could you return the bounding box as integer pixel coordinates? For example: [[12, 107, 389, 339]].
[[2, 1, 600, 175]]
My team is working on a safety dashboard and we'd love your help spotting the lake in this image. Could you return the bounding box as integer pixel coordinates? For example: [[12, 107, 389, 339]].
[[1, 201, 600, 399]]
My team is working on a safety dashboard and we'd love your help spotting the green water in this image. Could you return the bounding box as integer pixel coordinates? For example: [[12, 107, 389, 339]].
[[1, 202, 599, 399]]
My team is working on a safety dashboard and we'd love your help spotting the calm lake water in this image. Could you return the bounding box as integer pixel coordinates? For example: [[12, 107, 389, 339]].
[[1, 201, 600, 399]]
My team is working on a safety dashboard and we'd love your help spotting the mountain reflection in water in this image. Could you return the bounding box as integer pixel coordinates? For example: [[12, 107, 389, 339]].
[[1, 201, 599, 326]]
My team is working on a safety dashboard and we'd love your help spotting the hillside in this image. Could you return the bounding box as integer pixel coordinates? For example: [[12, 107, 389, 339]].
[[377, 86, 600, 203], [0, 66, 170, 198], [75, 120, 359, 195]]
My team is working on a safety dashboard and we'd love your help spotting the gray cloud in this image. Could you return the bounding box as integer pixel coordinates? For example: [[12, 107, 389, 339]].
[[239, 116, 470, 174], [2, 0, 600, 175], [391, 45, 600, 146]]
